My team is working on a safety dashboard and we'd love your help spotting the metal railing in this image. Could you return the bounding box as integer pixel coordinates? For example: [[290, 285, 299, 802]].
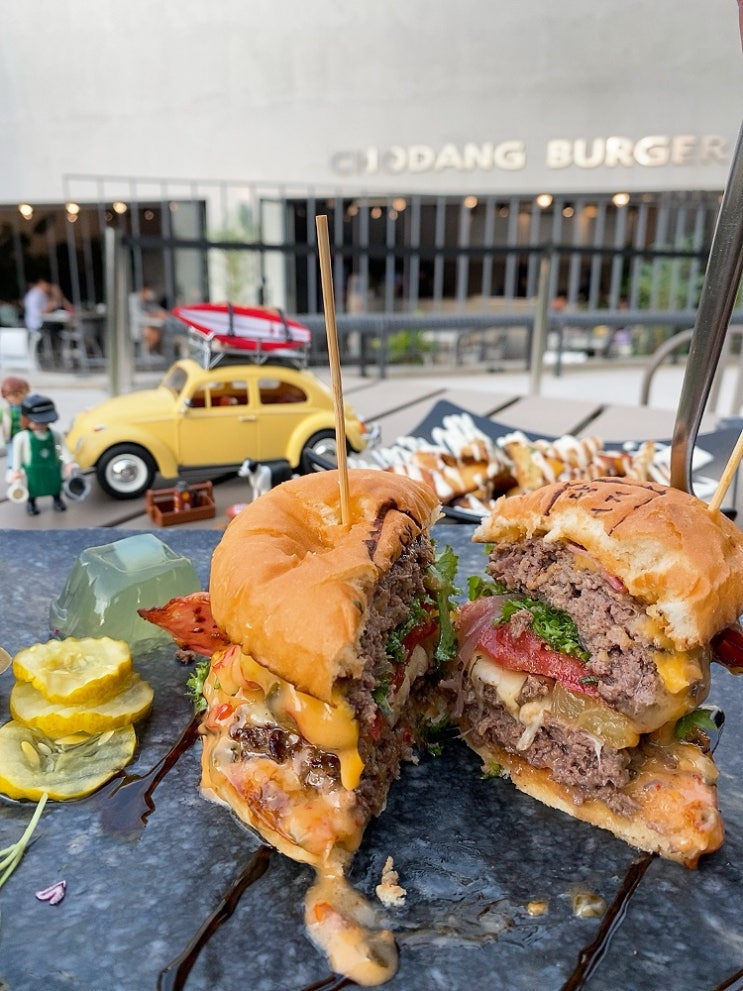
[[298, 308, 723, 379], [103, 228, 743, 397], [640, 324, 743, 416]]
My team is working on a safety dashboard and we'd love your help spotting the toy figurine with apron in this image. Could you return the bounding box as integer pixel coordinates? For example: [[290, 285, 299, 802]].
[[11, 393, 69, 516]]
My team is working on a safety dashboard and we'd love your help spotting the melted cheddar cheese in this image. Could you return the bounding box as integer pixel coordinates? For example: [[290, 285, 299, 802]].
[[631, 615, 709, 701], [208, 645, 363, 790]]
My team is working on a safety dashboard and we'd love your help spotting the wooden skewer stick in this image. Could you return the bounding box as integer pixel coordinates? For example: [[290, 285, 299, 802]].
[[707, 425, 743, 514], [315, 214, 351, 528]]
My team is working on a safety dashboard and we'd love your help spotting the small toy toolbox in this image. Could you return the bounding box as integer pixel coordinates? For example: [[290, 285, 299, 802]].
[[145, 480, 216, 526]]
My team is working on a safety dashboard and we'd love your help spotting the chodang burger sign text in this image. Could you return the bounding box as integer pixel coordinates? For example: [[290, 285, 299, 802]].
[[330, 135, 729, 176]]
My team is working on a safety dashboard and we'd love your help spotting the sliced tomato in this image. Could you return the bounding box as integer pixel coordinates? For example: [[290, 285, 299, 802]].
[[402, 612, 437, 656], [477, 622, 598, 697], [368, 710, 384, 741]]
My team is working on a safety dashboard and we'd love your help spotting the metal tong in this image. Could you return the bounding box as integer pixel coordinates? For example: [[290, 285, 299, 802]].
[[671, 121, 743, 496]]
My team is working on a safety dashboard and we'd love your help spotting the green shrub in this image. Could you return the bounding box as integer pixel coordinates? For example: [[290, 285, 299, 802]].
[[375, 329, 436, 364]]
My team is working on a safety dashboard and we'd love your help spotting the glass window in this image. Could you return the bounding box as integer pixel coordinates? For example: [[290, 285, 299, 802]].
[[163, 365, 188, 395], [259, 377, 306, 404], [210, 380, 249, 406], [187, 380, 249, 407]]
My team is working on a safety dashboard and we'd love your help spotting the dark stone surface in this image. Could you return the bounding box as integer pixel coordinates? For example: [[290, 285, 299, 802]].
[[0, 525, 741, 991]]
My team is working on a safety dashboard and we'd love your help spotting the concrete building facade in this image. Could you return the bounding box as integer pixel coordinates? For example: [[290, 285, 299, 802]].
[[1, 0, 741, 319]]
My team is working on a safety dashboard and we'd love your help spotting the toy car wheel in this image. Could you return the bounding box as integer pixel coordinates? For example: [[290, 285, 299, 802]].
[[300, 430, 341, 473], [96, 444, 157, 499]]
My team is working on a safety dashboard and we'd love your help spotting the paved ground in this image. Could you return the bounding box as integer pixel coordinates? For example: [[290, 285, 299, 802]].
[[10, 356, 732, 436], [2, 352, 742, 530]]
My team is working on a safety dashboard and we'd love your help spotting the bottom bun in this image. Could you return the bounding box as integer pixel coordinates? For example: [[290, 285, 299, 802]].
[[200, 728, 363, 869], [463, 733, 723, 869]]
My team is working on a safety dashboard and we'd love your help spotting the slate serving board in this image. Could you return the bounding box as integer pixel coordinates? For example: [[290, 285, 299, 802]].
[[0, 526, 741, 991]]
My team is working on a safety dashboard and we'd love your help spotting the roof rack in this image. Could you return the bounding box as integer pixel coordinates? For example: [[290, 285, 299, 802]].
[[185, 328, 308, 370]]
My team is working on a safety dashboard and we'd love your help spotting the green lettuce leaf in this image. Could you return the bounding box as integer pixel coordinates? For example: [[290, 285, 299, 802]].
[[497, 595, 589, 661]]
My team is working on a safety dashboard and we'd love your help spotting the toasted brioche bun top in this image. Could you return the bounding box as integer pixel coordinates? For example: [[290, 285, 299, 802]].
[[210, 469, 440, 702], [474, 477, 743, 649]]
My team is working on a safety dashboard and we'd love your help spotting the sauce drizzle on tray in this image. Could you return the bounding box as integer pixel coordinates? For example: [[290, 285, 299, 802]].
[[156, 845, 272, 991], [561, 852, 655, 991], [92, 713, 201, 837]]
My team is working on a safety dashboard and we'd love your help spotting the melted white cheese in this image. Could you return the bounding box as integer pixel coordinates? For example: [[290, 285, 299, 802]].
[[470, 656, 527, 717], [470, 654, 553, 750]]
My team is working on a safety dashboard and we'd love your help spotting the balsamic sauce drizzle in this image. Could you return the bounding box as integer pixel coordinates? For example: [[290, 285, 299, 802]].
[[711, 966, 743, 991], [93, 713, 201, 836], [560, 852, 655, 991], [156, 844, 273, 991], [301, 975, 354, 991]]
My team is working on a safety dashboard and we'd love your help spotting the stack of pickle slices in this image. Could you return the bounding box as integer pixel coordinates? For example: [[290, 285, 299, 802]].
[[0, 637, 153, 801]]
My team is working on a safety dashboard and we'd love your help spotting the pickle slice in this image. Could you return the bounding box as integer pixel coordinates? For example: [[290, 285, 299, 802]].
[[0, 721, 137, 801], [551, 682, 640, 749], [12, 638, 133, 705], [9, 674, 154, 737]]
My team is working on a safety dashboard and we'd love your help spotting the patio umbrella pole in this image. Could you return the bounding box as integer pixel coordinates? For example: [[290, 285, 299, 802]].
[[671, 119, 743, 496]]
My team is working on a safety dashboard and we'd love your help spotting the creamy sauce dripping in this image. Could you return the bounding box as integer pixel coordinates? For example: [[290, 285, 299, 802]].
[[305, 866, 398, 986]]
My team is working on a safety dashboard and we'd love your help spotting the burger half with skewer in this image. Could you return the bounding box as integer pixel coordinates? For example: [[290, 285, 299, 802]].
[[141, 468, 458, 984], [143, 468, 456, 867]]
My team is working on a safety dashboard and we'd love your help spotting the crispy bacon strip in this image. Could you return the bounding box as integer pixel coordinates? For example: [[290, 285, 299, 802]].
[[138, 591, 230, 656], [712, 623, 743, 674]]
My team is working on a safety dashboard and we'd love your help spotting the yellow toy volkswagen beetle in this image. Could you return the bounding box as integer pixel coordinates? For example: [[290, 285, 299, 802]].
[[65, 358, 376, 499]]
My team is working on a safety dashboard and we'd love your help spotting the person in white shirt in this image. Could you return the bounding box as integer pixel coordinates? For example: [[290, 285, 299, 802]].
[[22, 277, 56, 332], [23, 278, 69, 365]]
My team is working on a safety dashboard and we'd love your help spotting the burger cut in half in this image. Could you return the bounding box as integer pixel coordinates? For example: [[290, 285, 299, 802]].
[[142, 469, 457, 984], [450, 477, 743, 867], [145, 469, 456, 864]]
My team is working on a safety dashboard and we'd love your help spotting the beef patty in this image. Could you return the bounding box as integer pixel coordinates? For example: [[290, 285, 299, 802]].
[[464, 680, 639, 817], [487, 537, 665, 718]]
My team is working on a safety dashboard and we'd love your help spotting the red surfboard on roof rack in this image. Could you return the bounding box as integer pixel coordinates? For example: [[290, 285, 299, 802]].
[[172, 303, 311, 367]]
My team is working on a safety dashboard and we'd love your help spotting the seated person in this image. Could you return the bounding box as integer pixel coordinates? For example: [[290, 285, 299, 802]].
[[24, 278, 54, 333], [23, 278, 70, 362], [128, 285, 186, 362], [129, 284, 166, 354]]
